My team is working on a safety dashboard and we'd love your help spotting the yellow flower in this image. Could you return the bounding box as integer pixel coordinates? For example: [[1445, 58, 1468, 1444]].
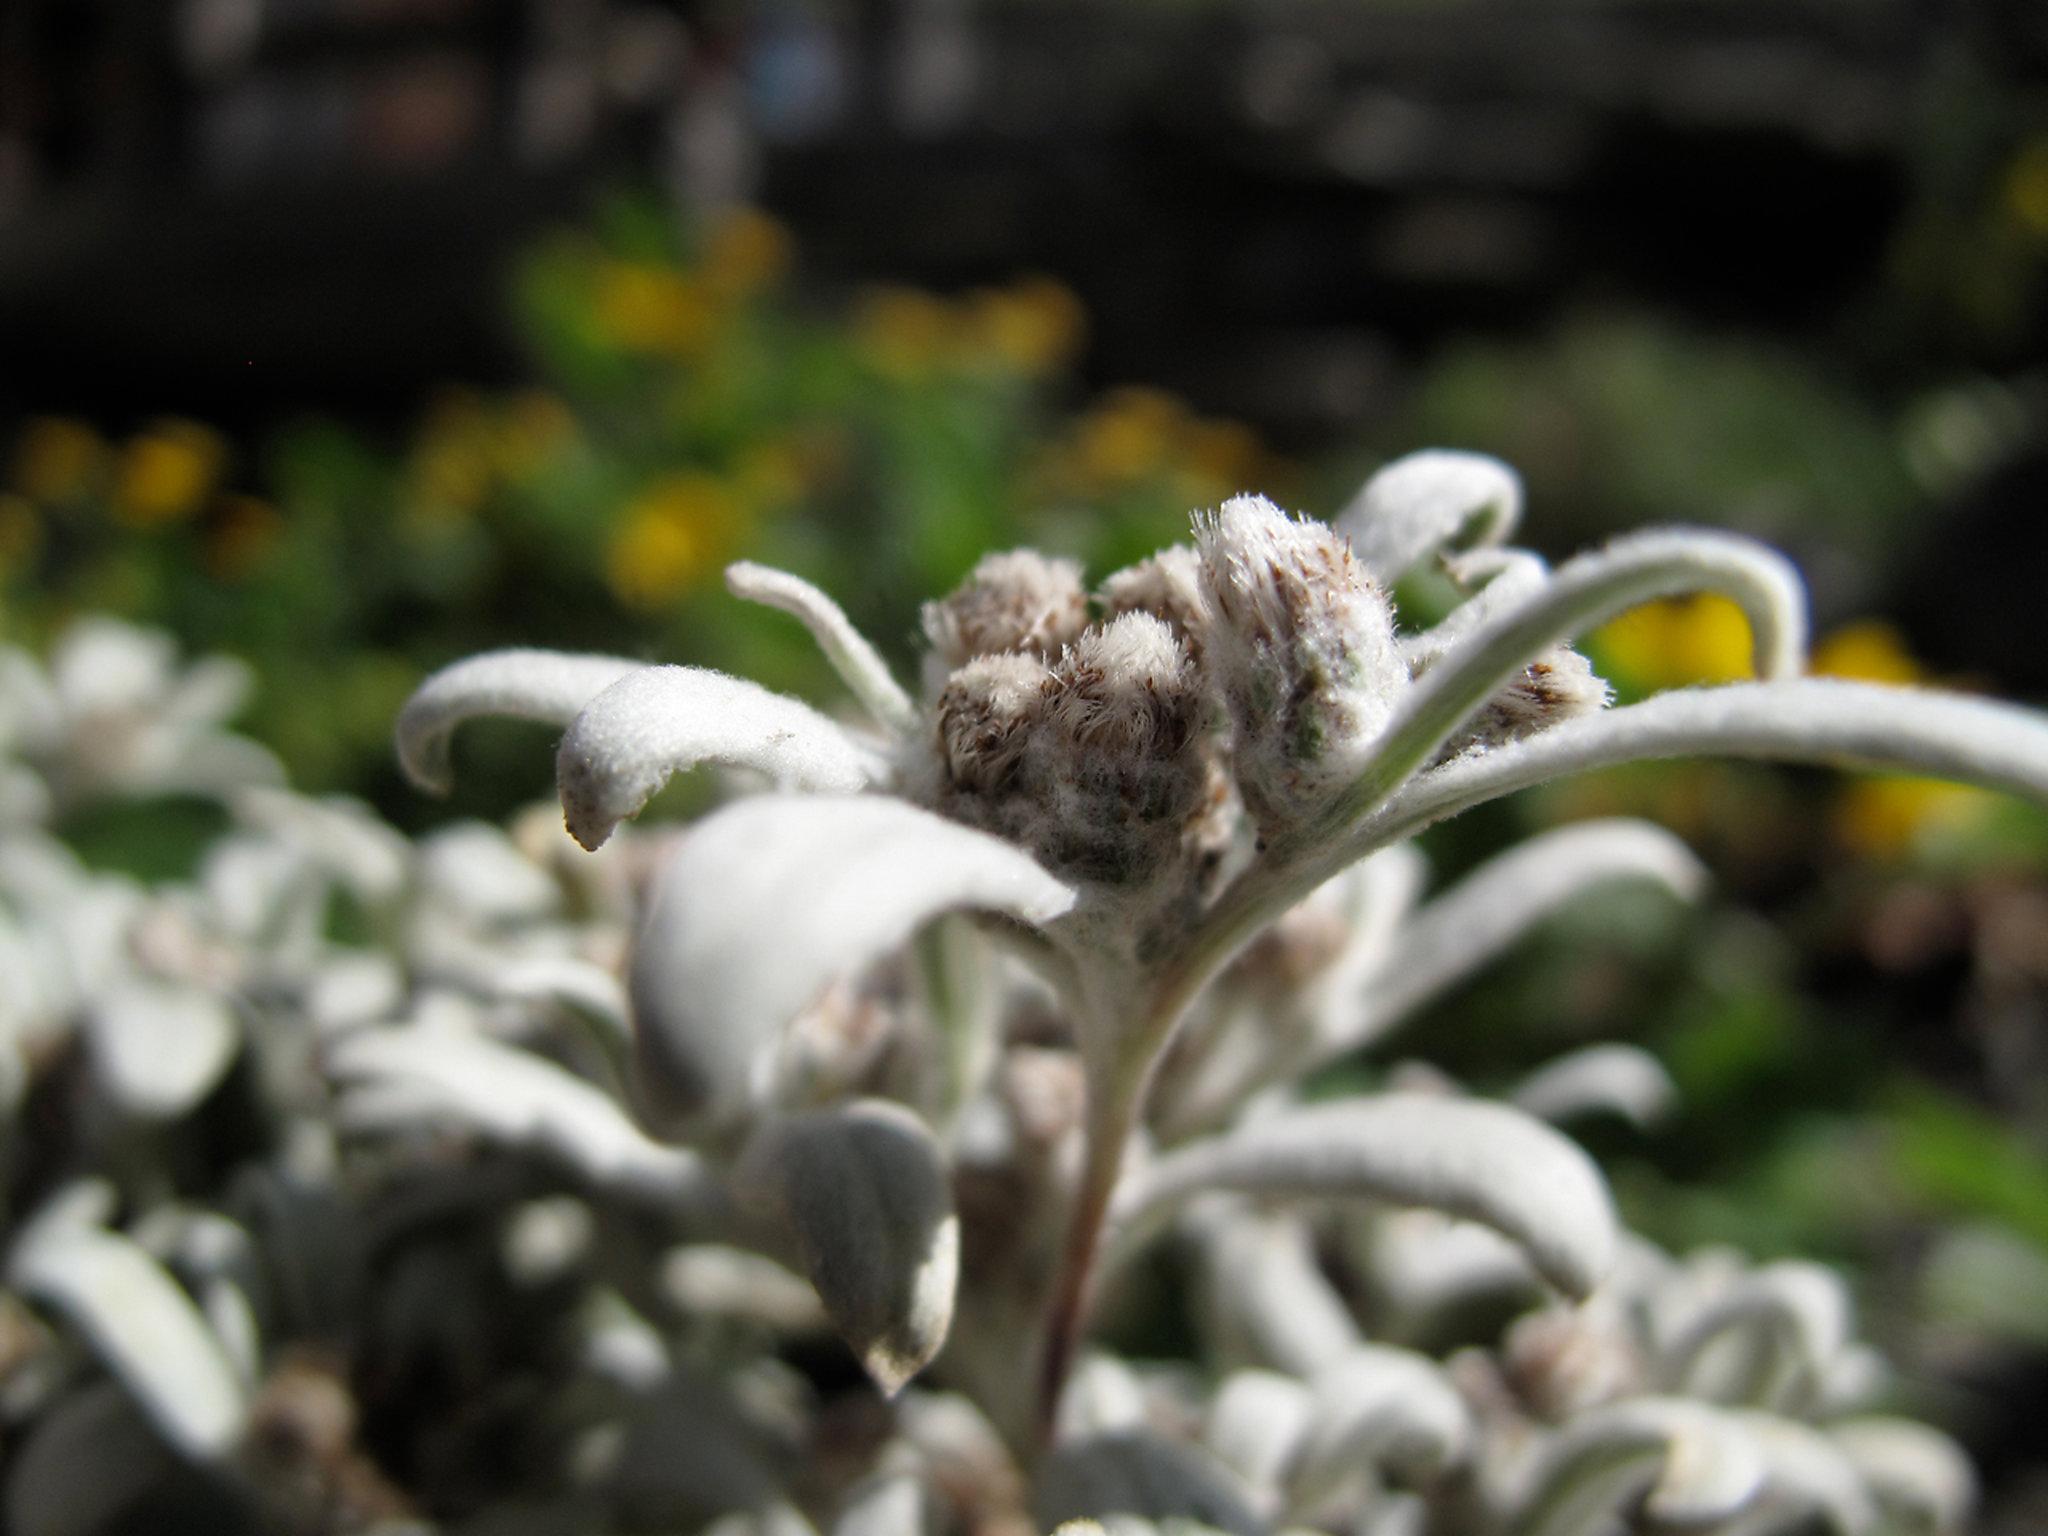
[[606, 471, 745, 609], [492, 391, 579, 481], [703, 209, 794, 300], [1833, 776, 1996, 860], [1594, 593, 1756, 690], [11, 417, 107, 503], [1182, 418, 1262, 495], [733, 438, 806, 510], [113, 420, 226, 527], [1072, 388, 1185, 490], [964, 277, 1086, 377], [206, 495, 283, 581], [2004, 138, 2048, 241], [0, 494, 42, 572], [593, 262, 716, 356], [1809, 621, 1923, 685], [855, 288, 955, 381], [410, 394, 496, 516]]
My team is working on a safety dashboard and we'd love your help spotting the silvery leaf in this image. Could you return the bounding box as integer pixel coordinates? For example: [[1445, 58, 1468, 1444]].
[[1336, 450, 1523, 583], [831, 1472, 934, 1536], [629, 794, 1073, 1138], [1284, 1345, 1472, 1510], [728, 561, 920, 735], [1730, 1413, 1877, 1535], [1829, 1419, 1975, 1534], [1511, 1044, 1677, 1130], [5, 1381, 179, 1536], [1660, 1260, 1851, 1411], [327, 1024, 709, 1205], [661, 1244, 827, 1333], [82, 979, 239, 1121], [1353, 1210, 1538, 1335], [1203, 1372, 1314, 1512], [1120, 1095, 1617, 1299], [733, 1100, 960, 1396], [1401, 546, 1551, 666], [555, 666, 885, 849], [1514, 1397, 1766, 1536], [233, 786, 410, 903], [1056, 1352, 1151, 1440], [1331, 819, 1704, 1054], [1034, 1432, 1266, 1536], [8, 1197, 248, 1460], [395, 648, 645, 795], [1187, 1206, 1361, 1376], [417, 820, 561, 925]]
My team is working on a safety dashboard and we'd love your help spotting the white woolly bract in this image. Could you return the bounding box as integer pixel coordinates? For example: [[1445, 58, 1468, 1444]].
[[727, 561, 919, 735], [627, 794, 1074, 1139], [1118, 1094, 1618, 1299], [83, 979, 239, 1122], [1099, 544, 1211, 649], [734, 1100, 960, 1397], [396, 648, 645, 795], [1286, 1345, 1473, 1506], [1328, 819, 1705, 1056], [328, 1022, 707, 1203], [1189, 1207, 1362, 1378], [1829, 1419, 1976, 1532], [1511, 1043, 1678, 1129], [1364, 679, 2048, 847], [8, 1197, 248, 1461], [555, 664, 882, 850], [1336, 449, 1523, 583], [1515, 1397, 1768, 1535]]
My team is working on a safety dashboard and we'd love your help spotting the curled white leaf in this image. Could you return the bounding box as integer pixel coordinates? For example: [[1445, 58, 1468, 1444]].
[[728, 561, 919, 736], [831, 1472, 933, 1536], [1187, 1206, 1362, 1377], [1402, 547, 1551, 667], [1829, 1418, 1975, 1534], [1731, 1413, 1877, 1535], [9, 1198, 248, 1460], [1285, 1345, 1471, 1513], [1511, 1043, 1678, 1130], [1337, 450, 1523, 584], [1118, 1095, 1618, 1299], [327, 1024, 709, 1204], [734, 1100, 960, 1397], [396, 648, 645, 795], [628, 794, 1073, 1139], [1204, 1372, 1315, 1512], [556, 665, 884, 849], [1328, 819, 1705, 1057], [1660, 1260, 1852, 1412], [83, 979, 240, 1121], [1363, 679, 2048, 850], [1033, 1431, 1266, 1536], [1514, 1397, 1766, 1536]]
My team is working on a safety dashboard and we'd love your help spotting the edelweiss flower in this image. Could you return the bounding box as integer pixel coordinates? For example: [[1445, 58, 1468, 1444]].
[[396, 448, 2048, 1425]]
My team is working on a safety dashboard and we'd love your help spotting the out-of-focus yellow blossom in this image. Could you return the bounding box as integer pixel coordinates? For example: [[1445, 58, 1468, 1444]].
[[0, 494, 41, 571], [1833, 777, 1997, 860], [206, 495, 283, 581], [1809, 620, 1923, 685], [11, 417, 107, 503], [491, 391, 579, 481], [703, 209, 794, 301], [113, 420, 226, 527], [1594, 592, 1756, 690], [410, 394, 497, 515], [1073, 387, 1186, 490], [593, 261, 716, 356], [1182, 418, 1262, 495], [855, 288, 955, 381], [2005, 139, 2048, 242], [606, 471, 745, 609], [733, 437, 806, 510], [964, 278, 1086, 377]]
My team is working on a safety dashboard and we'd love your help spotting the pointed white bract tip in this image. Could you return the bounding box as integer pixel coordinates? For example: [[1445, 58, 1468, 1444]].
[[1340, 449, 1523, 583], [395, 649, 645, 795], [554, 664, 878, 850], [922, 548, 1090, 669], [1194, 497, 1405, 828]]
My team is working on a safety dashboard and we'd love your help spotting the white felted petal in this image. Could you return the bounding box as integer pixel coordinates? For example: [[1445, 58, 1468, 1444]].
[[1337, 450, 1523, 583], [83, 979, 239, 1121], [728, 561, 919, 735], [733, 1100, 960, 1397], [327, 1025, 708, 1204], [9, 1199, 247, 1460], [1361, 679, 2048, 851], [1284, 1346, 1472, 1509], [1329, 819, 1705, 1056], [1829, 1419, 1975, 1534], [1511, 1043, 1677, 1129], [556, 666, 884, 849], [629, 794, 1073, 1137], [1515, 1398, 1766, 1536], [1329, 528, 1807, 829], [396, 648, 646, 794], [1033, 1432, 1266, 1536], [1118, 1095, 1617, 1299]]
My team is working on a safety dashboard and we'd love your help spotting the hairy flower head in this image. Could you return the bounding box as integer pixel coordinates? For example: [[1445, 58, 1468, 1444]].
[[921, 549, 1090, 674]]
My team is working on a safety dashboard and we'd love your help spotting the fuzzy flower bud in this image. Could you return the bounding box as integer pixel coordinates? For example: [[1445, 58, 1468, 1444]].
[[921, 550, 1090, 672], [1433, 645, 1612, 764], [1195, 495, 1406, 830], [936, 653, 1047, 795], [1099, 544, 1211, 662]]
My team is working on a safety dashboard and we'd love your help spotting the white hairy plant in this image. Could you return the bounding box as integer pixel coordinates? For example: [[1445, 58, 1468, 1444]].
[[396, 445, 2048, 1481]]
